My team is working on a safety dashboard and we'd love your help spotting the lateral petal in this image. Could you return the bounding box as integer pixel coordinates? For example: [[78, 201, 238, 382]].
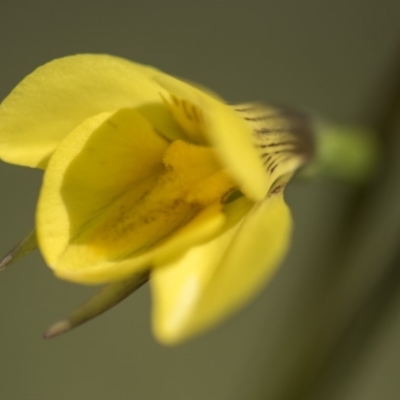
[[37, 108, 169, 275]]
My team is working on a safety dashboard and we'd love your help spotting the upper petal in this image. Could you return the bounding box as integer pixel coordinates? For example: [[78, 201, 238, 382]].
[[149, 73, 271, 201], [151, 189, 292, 344], [0, 54, 182, 168]]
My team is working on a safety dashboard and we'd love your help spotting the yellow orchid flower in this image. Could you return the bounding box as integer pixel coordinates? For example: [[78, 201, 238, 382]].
[[0, 54, 314, 344]]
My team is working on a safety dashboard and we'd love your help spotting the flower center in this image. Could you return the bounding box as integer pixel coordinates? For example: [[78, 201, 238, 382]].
[[70, 140, 236, 263]]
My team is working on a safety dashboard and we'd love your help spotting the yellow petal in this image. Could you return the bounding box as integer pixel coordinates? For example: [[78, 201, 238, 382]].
[[151, 74, 271, 201], [151, 191, 292, 345], [0, 54, 182, 168], [37, 108, 169, 275]]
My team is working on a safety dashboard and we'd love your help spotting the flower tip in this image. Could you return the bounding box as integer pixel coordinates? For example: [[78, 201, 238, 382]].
[[0, 253, 13, 271], [0, 230, 37, 271], [153, 331, 181, 347], [43, 319, 71, 339], [152, 317, 193, 346]]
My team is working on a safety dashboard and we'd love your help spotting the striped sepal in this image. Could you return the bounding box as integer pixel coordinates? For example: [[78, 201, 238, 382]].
[[232, 103, 314, 175]]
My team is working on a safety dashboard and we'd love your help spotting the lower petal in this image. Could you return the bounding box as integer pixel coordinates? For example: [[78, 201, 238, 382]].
[[151, 192, 292, 344], [54, 202, 228, 285]]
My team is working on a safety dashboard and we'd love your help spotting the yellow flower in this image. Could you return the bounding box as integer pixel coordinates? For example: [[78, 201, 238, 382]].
[[0, 55, 313, 344]]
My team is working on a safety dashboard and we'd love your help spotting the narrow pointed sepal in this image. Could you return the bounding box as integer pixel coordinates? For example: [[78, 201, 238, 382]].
[[43, 271, 149, 339], [0, 230, 37, 271]]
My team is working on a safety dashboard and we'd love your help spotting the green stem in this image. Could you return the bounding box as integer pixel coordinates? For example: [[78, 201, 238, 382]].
[[300, 122, 380, 184]]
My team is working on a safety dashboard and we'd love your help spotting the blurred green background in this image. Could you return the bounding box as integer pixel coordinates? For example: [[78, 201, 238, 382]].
[[1, 1, 400, 399]]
